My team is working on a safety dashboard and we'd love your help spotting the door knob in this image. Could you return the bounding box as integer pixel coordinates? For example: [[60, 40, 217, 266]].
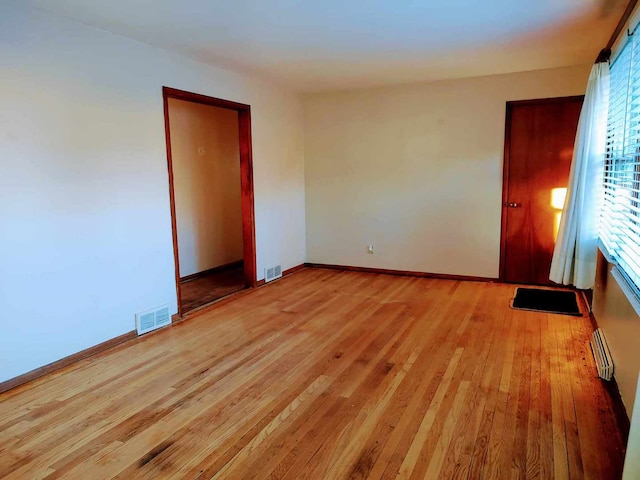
[[505, 202, 521, 208]]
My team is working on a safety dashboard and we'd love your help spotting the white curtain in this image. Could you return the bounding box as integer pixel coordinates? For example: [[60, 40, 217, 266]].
[[549, 62, 610, 289]]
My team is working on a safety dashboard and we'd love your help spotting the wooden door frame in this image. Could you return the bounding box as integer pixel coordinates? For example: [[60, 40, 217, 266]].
[[162, 86, 257, 316], [499, 95, 584, 282]]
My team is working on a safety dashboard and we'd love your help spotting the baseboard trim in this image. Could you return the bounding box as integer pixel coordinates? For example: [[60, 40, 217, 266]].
[[0, 263, 307, 394], [0, 330, 137, 395], [305, 263, 497, 283], [255, 263, 306, 287], [180, 260, 244, 284]]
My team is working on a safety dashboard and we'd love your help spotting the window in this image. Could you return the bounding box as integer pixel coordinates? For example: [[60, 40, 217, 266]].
[[602, 32, 640, 293]]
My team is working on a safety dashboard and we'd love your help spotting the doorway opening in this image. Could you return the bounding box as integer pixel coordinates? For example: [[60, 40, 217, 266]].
[[163, 87, 256, 316]]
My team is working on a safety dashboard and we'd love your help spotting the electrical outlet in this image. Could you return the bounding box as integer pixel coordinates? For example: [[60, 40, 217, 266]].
[[367, 245, 374, 254]]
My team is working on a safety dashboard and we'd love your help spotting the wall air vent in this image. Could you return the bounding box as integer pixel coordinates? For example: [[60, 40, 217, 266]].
[[264, 264, 283, 283], [135, 305, 171, 335]]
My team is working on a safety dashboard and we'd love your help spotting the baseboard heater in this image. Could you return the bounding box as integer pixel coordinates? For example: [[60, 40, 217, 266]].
[[590, 328, 614, 381]]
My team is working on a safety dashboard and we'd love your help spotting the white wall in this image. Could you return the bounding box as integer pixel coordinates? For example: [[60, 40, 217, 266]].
[[168, 99, 243, 277], [0, 3, 306, 383], [624, 373, 640, 479], [303, 65, 590, 277]]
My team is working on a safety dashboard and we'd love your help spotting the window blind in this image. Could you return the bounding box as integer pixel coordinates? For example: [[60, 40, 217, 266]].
[[603, 32, 640, 292]]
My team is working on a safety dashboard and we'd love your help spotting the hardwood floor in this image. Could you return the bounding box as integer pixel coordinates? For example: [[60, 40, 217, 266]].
[[0, 269, 627, 479], [180, 265, 246, 312]]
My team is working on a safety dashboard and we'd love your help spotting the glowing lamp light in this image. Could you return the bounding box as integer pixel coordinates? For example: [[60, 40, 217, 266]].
[[551, 187, 567, 242], [551, 187, 567, 210]]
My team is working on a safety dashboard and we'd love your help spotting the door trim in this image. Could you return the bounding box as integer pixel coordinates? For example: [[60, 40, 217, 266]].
[[499, 95, 584, 282], [162, 86, 257, 316]]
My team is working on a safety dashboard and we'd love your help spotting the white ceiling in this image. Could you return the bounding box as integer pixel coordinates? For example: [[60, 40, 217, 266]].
[[26, 0, 625, 92]]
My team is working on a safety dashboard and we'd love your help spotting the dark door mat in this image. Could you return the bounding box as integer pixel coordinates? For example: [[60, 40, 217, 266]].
[[511, 287, 581, 316]]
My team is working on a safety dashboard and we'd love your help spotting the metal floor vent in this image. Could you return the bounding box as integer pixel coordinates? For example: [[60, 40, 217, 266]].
[[590, 328, 614, 381], [265, 264, 282, 283], [136, 305, 171, 335]]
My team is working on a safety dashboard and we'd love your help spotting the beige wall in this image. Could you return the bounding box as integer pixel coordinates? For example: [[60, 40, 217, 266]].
[[168, 99, 243, 277], [303, 64, 590, 277], [593, 250, 640, 414]]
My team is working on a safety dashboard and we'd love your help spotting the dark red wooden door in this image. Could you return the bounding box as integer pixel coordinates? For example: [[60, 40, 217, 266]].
[[501, 96, 583, 285]]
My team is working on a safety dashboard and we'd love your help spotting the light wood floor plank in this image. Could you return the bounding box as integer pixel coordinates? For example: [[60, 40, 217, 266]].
[[0, 269, 627, 479]]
